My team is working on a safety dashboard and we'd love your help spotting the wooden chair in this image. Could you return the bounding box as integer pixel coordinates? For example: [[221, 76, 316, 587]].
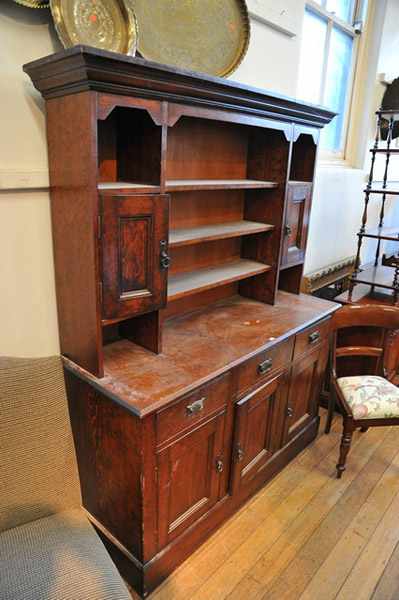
[[325, 304, 399, 478]]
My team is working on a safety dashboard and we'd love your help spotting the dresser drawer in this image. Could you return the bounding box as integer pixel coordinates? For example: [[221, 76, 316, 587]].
[[156, 374, 230, 446], [237, 338, 294, 396], [293, 318, 330, 361]]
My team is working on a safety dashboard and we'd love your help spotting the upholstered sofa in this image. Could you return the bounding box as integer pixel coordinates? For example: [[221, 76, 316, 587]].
[[0, 356, 131, 600]]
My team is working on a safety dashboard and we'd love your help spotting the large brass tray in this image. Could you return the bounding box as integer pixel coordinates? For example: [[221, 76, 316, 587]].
[[50, 0, 138, 55], [128, 0, 250, 77]]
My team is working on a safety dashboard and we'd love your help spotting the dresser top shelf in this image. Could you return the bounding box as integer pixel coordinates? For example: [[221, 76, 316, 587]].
[[64, 292, 337, 417]]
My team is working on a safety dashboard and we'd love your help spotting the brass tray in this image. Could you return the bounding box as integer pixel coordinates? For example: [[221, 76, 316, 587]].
[[50, 0, 138, 55], [127, 0, 250, 77], [12, 0, 49, 7]]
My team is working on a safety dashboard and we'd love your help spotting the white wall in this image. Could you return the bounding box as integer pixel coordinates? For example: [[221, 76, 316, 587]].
[[0, 0, 394, 356], [0, 5, 60, 356], [233, 5, 305, 96], [378, 0, 399, 81]]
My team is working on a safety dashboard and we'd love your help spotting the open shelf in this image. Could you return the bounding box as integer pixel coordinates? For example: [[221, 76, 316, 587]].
[[168, 259, 272, 301], [290, 135, 316, 182], [165, 179, 278, 192], [352, 266, 396, 290], [169, 220, 274, 248], [360, 226, 399, 241]]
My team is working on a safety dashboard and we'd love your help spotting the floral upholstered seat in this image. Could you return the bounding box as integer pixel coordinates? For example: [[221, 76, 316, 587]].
[[337, 375, 399, 420]]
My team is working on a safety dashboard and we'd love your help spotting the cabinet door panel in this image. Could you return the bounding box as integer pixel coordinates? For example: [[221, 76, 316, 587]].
[[157, 412, 225, 548], [285, 341, 329, 443], [231, 372, 289, 493], [101, 194, 169, 320], [281, 183, 312, 267]]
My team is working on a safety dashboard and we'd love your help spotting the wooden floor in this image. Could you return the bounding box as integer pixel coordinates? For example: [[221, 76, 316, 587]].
[[130, 411, 399, 600]]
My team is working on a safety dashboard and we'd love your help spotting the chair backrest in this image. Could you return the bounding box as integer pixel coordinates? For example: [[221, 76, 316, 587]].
[[331, 304, 399, 380], [0, 356, 81, 533]]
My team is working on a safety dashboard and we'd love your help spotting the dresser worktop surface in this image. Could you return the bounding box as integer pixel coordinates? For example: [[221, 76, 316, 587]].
[[64, 292, 338, 417]]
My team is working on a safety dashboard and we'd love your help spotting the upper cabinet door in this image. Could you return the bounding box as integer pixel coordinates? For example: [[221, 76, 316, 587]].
[[101, 194, 169, 320], [281, 182, 312, 267]]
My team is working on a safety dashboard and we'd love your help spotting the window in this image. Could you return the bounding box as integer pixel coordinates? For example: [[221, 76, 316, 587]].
[[297, 0, 367, 156]]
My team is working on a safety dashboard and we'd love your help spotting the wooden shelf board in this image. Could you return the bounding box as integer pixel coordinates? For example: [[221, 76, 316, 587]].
[[165, 179, 278, 192], [98, 180, 278, 193], [361, 226, 399, 241], [169, 220, 274, 248], [279, 260, 304, 271], [98, 182, 160, 193], [288, 180, 313, 185], [352, 266, 397, 291], [168, 259, 272, 301]]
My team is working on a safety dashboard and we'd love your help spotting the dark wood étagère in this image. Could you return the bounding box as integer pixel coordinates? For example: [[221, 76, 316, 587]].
[[24, 46, 336, 597]]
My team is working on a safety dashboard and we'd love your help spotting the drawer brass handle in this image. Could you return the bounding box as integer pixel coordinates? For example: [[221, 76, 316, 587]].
[[186, 397, 205, 416], [258, 358, 273, 375], [215, 459, 224, 473], [287, 406, 294, 418], [308, 331, 321, 344]]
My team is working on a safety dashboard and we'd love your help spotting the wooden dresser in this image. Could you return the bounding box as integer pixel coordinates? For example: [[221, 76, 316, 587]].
[[24, 46, 337, 597]]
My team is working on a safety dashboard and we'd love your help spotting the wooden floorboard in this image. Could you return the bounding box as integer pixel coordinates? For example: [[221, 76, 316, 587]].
[[127, 412, 399, 600], [371, 541, 399, 600]]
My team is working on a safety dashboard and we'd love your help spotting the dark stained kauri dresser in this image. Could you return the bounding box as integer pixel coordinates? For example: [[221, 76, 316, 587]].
[[24, 46, 337, 597]]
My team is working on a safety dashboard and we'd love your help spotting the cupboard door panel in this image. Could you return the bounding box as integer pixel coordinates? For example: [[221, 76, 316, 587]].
[[285, 341, 329, 443], [281, 182, 312, 267], [101, 194, 169, 320], [119, 216, 149, 294], [157, 411, 225, 548], [231, 372, 289, 493]]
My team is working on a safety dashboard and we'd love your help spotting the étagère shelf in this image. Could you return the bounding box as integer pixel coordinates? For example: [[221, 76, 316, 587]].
[[24, 46, 336, 598], [349, 109, 399, 303]]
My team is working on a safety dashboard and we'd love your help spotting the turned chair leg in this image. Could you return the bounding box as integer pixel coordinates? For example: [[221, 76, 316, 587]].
[[325, 388, 335, 434], [336, 419, 354, 479]]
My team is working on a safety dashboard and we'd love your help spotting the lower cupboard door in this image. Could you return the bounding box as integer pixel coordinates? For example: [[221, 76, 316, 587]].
[[231, 372, 289, 494], [156, 411, 226, 548]]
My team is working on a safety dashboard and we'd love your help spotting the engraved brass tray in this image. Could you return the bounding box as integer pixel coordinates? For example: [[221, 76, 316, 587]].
[[50, 0, 138, 55], [12, 0, 49, 7], [127, 0, 250, 77]]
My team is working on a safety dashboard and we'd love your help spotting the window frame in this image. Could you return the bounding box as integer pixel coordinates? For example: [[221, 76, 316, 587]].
[[301, 0, 367, 161]]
